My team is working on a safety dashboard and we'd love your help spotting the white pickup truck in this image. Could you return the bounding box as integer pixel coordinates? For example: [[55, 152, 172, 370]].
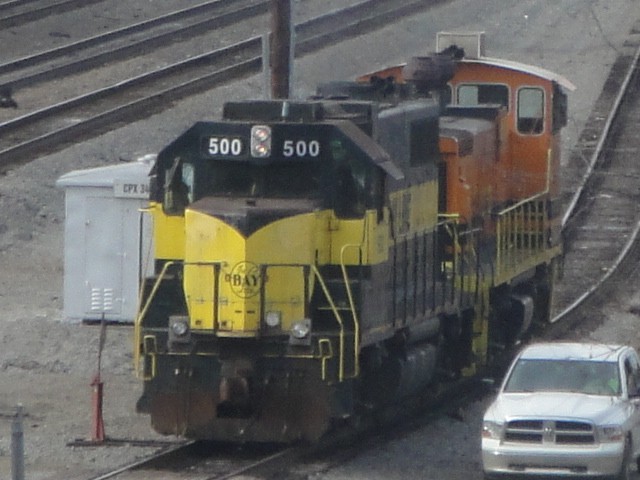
[[482, 342, 640, 479]]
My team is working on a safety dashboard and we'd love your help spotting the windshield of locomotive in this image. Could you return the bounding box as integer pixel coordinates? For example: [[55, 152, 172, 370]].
[[202, 160, 322, 198], [161, 156, 322, 214]]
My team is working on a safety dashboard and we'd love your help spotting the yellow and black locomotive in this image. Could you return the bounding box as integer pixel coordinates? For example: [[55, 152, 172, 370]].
[[135, 36, 573, 442]]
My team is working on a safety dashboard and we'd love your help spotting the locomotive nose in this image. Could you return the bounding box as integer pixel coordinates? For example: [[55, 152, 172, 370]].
[[182, 199, 327, 336]]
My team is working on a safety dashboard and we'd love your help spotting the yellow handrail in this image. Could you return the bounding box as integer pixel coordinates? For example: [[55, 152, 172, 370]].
[[340, 243, 362, 377], [318, 338, 333, 381], [310, 265, 346, 381], [133, 261, 175, 376], [493, 149, 553, 276]]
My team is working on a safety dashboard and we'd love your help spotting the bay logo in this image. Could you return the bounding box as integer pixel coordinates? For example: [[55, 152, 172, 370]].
[[226, 261, 262, 298]]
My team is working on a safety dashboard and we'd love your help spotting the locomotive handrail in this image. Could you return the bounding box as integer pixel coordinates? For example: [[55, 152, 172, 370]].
[[496, 149, 552, 215], [437, 215, 484, 305], [340, 243, 363, 378], [494, 150, 553, 277], [318, 338, 334, 382], [134, 261, 176, 377], [310, 264, 346, 382], [135, 261, 177, 326], [495, 199, 548, 278], [437, 215, 461, 305], [140, 335, 157, 381]]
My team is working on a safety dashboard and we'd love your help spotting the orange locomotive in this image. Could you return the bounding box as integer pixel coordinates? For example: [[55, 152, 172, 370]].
[[134, 32, 574, 442]]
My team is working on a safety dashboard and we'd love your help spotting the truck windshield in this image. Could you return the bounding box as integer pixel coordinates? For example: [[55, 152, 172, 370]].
[[504, 359, 621, 396]]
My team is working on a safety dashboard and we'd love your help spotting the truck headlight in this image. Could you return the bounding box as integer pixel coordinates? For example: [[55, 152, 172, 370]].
[[482, 420, 503, 440], [599, 425, 624, 442]]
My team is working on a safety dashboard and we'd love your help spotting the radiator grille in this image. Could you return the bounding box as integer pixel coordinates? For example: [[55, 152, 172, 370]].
[[505, 419, 595, 444]]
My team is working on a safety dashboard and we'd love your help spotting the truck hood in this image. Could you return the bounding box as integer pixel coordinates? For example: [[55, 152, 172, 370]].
[[485, 392, 626, 425]]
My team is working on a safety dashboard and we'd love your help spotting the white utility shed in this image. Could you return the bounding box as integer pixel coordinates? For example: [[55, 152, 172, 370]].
[[56, 155, 155, 323]]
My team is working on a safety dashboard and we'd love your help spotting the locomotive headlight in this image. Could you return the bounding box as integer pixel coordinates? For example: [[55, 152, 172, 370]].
[[168, 316, 191, 346], [265, 311, 281, 328], [291, 319, 311, 339], [252, 125, 270, 141], [251, 125, 271, 158], [171, 319, 189, 337]]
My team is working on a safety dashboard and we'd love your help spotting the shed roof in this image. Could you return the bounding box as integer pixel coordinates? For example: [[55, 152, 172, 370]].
[[56, 155, 155, 189]]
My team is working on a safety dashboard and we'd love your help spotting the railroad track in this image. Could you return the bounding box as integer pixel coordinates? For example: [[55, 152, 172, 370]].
[[548, 24, 640, 330], [82, 379, 486, 480], [0, 0, 104, 28], [0, 0, 444, 172], [0, 0, 268, 88], [85, 441, 298, 480]]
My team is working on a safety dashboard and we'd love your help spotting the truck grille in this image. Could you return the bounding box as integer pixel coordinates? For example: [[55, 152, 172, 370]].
[[505, 419, 595, 444]]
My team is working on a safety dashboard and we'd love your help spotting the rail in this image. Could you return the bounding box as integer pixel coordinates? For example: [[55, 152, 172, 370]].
[[562, 40, 640, 228], [551, 39, 640, 323]]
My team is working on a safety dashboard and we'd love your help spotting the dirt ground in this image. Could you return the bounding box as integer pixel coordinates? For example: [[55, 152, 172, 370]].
[[0, 0, 639, 479]]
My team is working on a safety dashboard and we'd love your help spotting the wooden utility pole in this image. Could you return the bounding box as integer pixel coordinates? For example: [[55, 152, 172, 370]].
[[270, 0, 292, 99]]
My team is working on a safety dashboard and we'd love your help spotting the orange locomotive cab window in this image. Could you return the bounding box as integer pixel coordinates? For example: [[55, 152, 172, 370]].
[[517, 87, 544, 135], [457, 84, 509, 108]]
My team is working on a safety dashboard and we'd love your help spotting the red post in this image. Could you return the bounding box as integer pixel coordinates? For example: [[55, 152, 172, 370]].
[[91, 374, 105, 442]]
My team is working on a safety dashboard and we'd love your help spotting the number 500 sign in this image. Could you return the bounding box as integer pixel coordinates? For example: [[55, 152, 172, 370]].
[[206, 136, 320, 158], [208, 137, 243, 156], [282, 140, 320, 158]]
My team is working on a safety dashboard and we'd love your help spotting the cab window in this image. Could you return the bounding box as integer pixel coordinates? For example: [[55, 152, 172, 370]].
[[163, 156, 192, 214], [457, 84, 509, 108], [329, 138, 382, 219], [330, 139, 366, 218], [517, 87, 544, 134]]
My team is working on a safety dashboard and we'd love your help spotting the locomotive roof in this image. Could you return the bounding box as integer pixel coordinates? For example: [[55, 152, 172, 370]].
[[357, 56, 576, 93], [459, 56, 576, 91]]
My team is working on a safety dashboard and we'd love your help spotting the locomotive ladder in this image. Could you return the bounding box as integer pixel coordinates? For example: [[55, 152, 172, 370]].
[[311, 242, 362, 382], [133, 260, 176, 380]]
